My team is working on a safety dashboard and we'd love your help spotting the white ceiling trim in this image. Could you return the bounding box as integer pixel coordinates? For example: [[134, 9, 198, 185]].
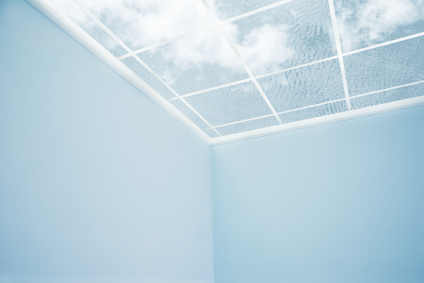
[[72, 0, 222, 137], [211, 95, 424, 145], [27, 0, 213, 145], [205, 80, 424, 131]]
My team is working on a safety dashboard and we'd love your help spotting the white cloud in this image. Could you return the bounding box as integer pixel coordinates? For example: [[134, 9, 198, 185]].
[[336, 0, 424, 52], [151, 22, 295, 85], [236, 24, 295, 75]]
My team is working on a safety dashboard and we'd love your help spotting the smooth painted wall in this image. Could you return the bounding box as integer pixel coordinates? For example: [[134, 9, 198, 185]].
[[0, 1, 213, 282], [212, 105, 424, 283]]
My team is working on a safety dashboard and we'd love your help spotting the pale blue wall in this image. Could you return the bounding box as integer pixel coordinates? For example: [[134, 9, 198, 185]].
[[0, 1, 213, 283], [212, 105, 424, 283]]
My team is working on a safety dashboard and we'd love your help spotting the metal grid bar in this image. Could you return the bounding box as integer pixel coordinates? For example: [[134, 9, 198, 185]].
[[71, 0, 222, 137], [118, 24, 216, 60], [343, 31, 424, 57], [221, 0, 296, 24], [349, 80, 424, 99], [328, 0, 351, 111], [200, 0, 283, 125]]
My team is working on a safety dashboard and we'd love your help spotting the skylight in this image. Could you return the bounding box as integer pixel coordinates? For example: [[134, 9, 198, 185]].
[[30, 0, 424, 144]]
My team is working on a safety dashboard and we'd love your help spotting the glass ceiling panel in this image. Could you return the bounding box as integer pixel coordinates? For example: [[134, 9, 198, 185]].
[[39, 0, 424, 142], [47, 0, 127, 57], [224, 0, 336, 76], [121, 57, 176, 100], [279, 100, 348, 123], [351, 83, 424, 110], [344, 36, 424, 96], [184, 81, 274, 126], [217, 116, 279, 136], [79, 0, 215, 51], [258, 59, 345, 113], [335, 0, 424, 53], [137, 27, 249, 95], [208, 0, 284, 20]]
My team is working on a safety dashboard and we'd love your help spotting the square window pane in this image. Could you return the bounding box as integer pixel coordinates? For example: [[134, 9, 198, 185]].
[[258, 59, 345, 112], [279, 100, 348, 123], [170, 99, 208, 129], [137, 27, 249, 95], [218, 116, 279, 136], [335, 0, 424, 53], [184, 81, 273, 126], [225, 0, 337, 76], [80, 0, 214, 51], [351, 83, 424, 110], [208, 0, 284, 20], [344, 36, 424, 96], [121, 57, 176, 100], [47, 0, 127, 57]]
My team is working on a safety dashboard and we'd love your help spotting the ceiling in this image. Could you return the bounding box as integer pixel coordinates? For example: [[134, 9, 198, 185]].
[[31, 0, 424, 144]]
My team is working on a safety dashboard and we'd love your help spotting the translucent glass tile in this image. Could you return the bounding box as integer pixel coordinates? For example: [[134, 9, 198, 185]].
[[204, 129, 220, 138], [335, 0, 424, 53], [184, 81, 273, 126], [170, 99, 208, 129], [258, 59, 345, 113], [137, 27, 249, 95], [47, 0, 127, 57], [224, 0, 336, 76], [208, 0, 284, 20], [217, 116, 279, 136], [351, 83, 424, 110], [80, 0, 215, 51], [344, 36, 424, 96], [121, 57, 176, 100], [279, 100, 348, 123]]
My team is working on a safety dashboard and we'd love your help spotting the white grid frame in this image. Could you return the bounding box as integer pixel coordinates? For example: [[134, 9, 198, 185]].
[[28, 0, 424, 145]]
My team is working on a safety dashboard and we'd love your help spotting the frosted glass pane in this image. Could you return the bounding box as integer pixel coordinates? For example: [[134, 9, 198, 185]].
[[121, 57, 175, 100], [225, 0, 336, 76], [344, 37, 424, 96], [218, 116, 279, 136], [335, 0, 424, 53], [80, 0, 214, 50], [204, 129, 220, 138], [137, 27, 249, 95], [351, 83, 424, 110], [184, 81, 273, 126], [258, 59, 345, 112], [279, 100, 348, 123], [208, 0, 283, 20], [171, 99, 208, 129], [47, 0, 127, 57]]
